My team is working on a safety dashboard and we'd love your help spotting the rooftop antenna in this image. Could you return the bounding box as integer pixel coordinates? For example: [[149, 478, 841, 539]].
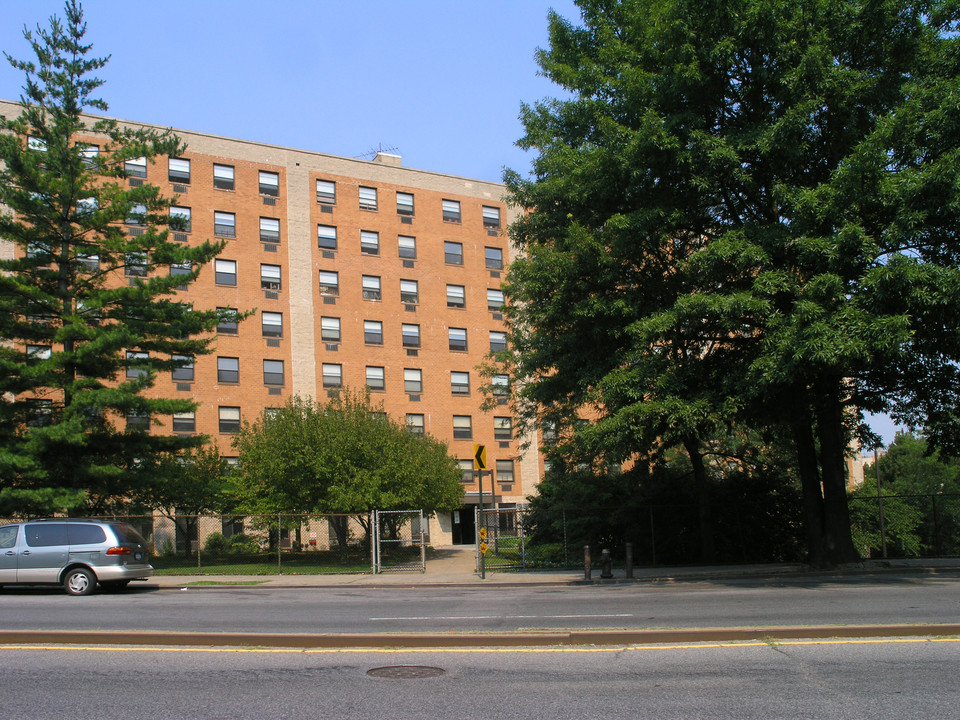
[[355, 143, 400, 160]]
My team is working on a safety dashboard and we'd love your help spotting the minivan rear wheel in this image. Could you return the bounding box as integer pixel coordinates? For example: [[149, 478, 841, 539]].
[[64, 567, 96, 596]]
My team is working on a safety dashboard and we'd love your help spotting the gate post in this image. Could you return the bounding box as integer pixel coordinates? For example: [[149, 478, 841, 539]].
[[371, 510, 378, 574]]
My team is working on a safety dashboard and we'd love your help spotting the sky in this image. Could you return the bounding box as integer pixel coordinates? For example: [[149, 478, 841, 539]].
[[0, 0, 580, 183], [0, 0, 906, 446]]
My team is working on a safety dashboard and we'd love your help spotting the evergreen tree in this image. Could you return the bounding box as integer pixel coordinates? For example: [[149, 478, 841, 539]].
[[0, 2, 228, 515], [505, 0, 960, 565]]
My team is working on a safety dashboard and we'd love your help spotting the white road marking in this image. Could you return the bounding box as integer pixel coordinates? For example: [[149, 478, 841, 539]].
[[369, 613, 634, 621]]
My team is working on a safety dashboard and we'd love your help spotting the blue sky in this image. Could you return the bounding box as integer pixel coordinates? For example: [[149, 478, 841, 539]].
[[0, 1, 906, 446], [0, 0, 580, 183]]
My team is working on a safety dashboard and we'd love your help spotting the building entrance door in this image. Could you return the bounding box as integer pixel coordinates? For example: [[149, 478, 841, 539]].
[[451, 506, 476, 545]]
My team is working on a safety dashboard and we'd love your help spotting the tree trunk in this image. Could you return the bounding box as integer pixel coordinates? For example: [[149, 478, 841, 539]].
[[683, 436, 715, 563], [791, 408, 826, 567], [814, 392, 860, 564]]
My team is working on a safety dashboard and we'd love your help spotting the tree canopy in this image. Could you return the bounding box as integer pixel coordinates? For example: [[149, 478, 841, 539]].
[[230, 392, 464, 517], [505, 0, 960, 565], [0, 1, 228, 515]]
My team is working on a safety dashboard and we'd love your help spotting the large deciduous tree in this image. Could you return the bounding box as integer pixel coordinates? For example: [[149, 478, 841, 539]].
[[0, 2, 227, 515], [505, 0, 960, 565]]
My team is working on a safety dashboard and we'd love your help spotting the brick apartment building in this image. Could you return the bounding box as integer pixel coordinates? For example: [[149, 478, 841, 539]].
[[0, 99, 543, 544]]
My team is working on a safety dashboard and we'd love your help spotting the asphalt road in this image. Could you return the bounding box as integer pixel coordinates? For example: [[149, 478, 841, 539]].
[[1, 572, 959, 635], [0, 638, 957, 719]]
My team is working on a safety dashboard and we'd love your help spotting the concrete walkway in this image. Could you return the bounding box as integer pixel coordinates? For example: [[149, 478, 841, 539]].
[[142, 548, 960, 589]]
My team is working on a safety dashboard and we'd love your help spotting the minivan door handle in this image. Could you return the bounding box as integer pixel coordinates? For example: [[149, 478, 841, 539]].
[[20, 550, 30, 555], [3, 550, 14, 556]]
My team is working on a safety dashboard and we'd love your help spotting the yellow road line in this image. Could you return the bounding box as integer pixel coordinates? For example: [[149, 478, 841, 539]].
[[0, 637, 957, 655]]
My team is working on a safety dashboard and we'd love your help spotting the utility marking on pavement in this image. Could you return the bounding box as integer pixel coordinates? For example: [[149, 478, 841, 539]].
[[368, 614, 634, 621], [0, 637, 958, 656]]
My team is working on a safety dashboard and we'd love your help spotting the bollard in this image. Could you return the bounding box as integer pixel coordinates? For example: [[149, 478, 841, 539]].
[[584, 545, 592, 581], [600, 548, 613, 579], [625, 542, 634, 579]]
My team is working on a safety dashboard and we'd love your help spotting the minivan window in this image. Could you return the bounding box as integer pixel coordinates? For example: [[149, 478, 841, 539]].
[[25, 523, 68, 547], [110, 523, 147, 545], [0, 525, 17, 548], [67, 524, 106, 545]]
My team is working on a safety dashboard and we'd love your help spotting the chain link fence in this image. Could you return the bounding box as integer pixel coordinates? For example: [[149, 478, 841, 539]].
[[849, 493, 960, 558], [0, 512, 428, 575]]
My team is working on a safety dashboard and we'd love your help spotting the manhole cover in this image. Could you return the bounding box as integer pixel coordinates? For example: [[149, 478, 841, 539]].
[[367, 665, 445, 679]]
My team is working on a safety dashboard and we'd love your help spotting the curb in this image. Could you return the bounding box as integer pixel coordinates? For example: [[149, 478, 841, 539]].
[[2, 624, 959, 649]]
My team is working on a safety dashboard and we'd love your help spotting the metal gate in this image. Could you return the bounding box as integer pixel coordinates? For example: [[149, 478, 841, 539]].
[[372, 509, 425, 573], [476, 507, 527, 571]]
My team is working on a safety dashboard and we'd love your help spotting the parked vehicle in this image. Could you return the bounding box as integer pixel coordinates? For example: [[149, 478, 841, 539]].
[[0, 519, 153, 595]]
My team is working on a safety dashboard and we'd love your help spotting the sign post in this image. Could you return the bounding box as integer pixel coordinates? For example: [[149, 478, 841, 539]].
[[473, 444, 487, 579]]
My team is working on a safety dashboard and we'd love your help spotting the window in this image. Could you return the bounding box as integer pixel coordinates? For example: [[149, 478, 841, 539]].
[[366, 366, 385, 391], [317, 224, 337, 250], [170, 260, 192, 278], [459, 459, 474, 483], [27, 399, 53, 428], [126, 351, 148, 379], [218, 307, 239, 335], [451, 371, 470, 395], [260, 264, 281, 291], [321, 316, 340, 342], [215, 259, 237, 285], [401, 323, 420, 348], [362, 275, 381, 301], [263, 359, 284, 385], [168, 157, 190, 184], [27, 136, 47, 152], [400, 279, 419, 304], [483, 205, 501, 229], [453, 415, 473, 439], [126, 204, 146, 225], [406, 414, 425, 436], [449, 327, 467, 352], [542, 420, 558, 443], [262, 311, 283, 338], [319, 270, 339, 296], [492, 374, 510, 396], [397, 192, 414, 216], [358, 186, 378, 211], [217, 356, 239, 383], [77, 196, 98, 215], [490, 331, 507, 352], [78, 251, 99, 271], [360, 230, 379, 255], [364, 320, 383, 345], [404, 368, 423, 393], [79, 143, 98, 168], [171, 355, 194, 381], [260, 217, 280, 243], [126, 411, 150, 431], [398, 235, 416, 259], [219, 406, 241, 433], [446, 284, 466, 308], [214, 211, 236, 238], [125, 252, 148, 277], [259, 170, 279, 196], [496, 459, 515, 484], [487, 288, 505, 311], [170, 206, 191, 232], [442, 199, 461, 223], [494, 416, 513, 440], [485, 247, 504, 269], [27, 345, 51, 360], [322, 363, 342, 388], [316, 179, 336, 205], [444, 241, 463, 265], [172, 411, 195, 432], [213, 164, 235, 190], [125, 156, 147, 178]]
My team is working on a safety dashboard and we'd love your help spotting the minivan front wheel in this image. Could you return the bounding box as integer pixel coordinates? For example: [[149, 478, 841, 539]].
[[64, 567, 96, 596]]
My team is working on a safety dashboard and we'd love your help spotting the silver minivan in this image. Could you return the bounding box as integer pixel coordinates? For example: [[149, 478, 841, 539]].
[[0, 519, 154, 595]]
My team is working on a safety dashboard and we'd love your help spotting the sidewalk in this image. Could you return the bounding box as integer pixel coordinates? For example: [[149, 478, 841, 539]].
[[142, 547, 960, 589]]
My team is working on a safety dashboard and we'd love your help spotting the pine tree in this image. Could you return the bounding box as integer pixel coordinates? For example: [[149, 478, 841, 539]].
[[0, 2, 228, 515]]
